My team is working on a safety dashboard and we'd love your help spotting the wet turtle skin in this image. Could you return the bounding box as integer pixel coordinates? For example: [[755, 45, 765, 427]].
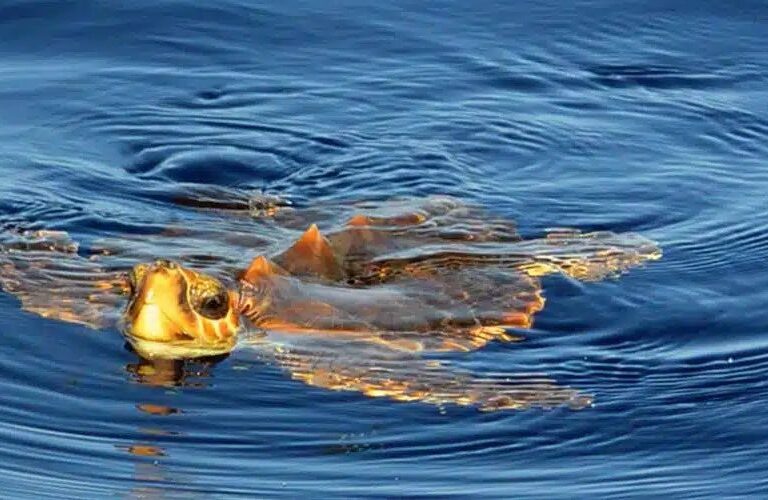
[[0, 197, 660, 411]]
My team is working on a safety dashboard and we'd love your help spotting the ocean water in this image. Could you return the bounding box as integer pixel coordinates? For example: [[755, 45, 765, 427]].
[[0, 0, 767, 497]]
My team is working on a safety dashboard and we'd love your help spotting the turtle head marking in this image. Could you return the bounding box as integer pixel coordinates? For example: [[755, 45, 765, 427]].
[[123, 260, 239, 359]]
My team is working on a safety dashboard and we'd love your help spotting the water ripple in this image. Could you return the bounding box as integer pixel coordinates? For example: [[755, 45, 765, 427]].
[[0, 0, 767, 496]]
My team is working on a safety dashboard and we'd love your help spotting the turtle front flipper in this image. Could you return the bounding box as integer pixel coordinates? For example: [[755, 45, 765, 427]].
[[254, 341, 590, 411], [239, 255, 545, 353], [514, 229, 661, 281], [0, 229, 128, 328]]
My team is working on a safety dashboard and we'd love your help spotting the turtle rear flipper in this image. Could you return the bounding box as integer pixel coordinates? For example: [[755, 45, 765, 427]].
[[515, 229, 662, 281], [255, 342, 590, 411], [356, 228, 660, 284], [0, 229, 127, 329]]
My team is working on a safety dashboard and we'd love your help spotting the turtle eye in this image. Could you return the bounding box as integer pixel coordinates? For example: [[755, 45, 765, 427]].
[[197, 291, 229, 319]]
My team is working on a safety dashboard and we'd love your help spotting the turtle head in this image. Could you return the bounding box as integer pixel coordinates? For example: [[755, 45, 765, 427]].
[[123, 260, 240, 359]]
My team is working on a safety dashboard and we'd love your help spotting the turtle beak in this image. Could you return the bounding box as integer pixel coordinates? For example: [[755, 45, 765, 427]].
[[124, 261, 188, 339]]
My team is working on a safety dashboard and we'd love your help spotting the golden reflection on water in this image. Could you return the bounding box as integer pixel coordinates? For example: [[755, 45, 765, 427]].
[[123, 444, 167, 458], [137, 403, 181, 416], [118, 354, 230, 498], [125, 354, 228, 387]]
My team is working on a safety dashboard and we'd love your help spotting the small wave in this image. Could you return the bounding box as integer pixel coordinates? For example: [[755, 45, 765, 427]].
[[588, 64, 738, 91], [127, 145, 289, 186]]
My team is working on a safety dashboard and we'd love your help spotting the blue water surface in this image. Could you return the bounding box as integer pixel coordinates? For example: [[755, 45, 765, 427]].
[[0, 0, 767, 497]]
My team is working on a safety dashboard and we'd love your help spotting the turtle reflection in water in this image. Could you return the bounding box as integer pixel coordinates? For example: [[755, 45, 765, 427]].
[[0, 197, 660, 410]]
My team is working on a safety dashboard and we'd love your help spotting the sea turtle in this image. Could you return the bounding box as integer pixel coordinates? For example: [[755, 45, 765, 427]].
[[0, 196, 660, 410]]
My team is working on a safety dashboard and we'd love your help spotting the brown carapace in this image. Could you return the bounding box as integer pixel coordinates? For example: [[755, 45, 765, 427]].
[[0, 197, 660, 411]]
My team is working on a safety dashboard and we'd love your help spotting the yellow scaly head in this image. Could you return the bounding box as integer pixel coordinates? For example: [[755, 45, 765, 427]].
[[123, 260, 240, 359]]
